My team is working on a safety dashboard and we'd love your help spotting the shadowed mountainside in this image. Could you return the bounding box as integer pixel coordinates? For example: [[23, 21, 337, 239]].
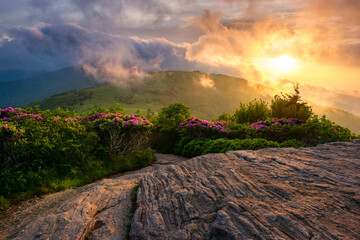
[[0, 67, 98, 107]]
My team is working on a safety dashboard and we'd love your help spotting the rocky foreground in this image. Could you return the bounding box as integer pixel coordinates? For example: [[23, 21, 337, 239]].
[[0, 154, 187, 240], [131, 141, 360, 240], [1, 141, 360, 240]]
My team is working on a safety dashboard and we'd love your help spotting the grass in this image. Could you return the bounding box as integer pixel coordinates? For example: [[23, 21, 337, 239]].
[[0, 151, 156, 210], [0, 196, 9, 209], [126, 184, 139, 240]]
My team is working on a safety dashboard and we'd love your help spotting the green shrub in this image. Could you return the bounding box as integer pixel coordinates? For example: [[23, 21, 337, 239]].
[[106, 149, 156, 173], [181, 138, 283, 157], [225, 138, 279, 151], [127, 149, 156, 168], [151, 103, 191, 153], [153, 103, 191, 129], [0, 195, 9, 209], [298, 115, 355, 145], [201, 138, 233, 154], [227, 123, 249, 140], [181, 138, 210, 158], [216, 112, 232, 122], [151, 127, 178, 153], [233, 99, 270, 124], [279, 139, 304, 148]]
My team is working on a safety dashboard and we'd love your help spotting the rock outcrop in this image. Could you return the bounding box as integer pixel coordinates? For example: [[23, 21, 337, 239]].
[[131, 141, 360, 240], [0, 154, 187, 240]]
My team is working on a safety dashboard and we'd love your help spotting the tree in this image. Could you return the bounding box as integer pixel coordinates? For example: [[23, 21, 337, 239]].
[[233, 99, 270, 124], [151, 103, 191, 153], [154, 103, 191, 128], [271, 84, 312, 121], [87, 103, 125, 115]]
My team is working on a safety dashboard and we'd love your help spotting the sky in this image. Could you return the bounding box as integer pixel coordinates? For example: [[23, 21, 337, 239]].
[[0, 0, 360, 114]]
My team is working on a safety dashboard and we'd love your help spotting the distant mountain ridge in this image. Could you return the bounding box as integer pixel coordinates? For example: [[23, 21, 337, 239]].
[[0, 67, 98, 107], [0, 70, 46, 83]]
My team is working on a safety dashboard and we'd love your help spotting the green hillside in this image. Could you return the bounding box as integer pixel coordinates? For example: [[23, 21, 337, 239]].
[[33, 71, 270, 118], [33, 71, 360, 134]]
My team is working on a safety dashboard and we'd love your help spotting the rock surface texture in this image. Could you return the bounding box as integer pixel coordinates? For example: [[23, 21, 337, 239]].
[[0, 154, 187, 240], [131, 141, 360, 240]]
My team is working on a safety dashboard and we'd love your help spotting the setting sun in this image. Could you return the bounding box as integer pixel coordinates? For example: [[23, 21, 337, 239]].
[[254, 55, 300, 80], [270, 56, 298, 73]]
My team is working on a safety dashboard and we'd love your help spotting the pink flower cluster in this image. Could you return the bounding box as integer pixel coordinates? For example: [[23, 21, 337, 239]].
[[82, 113, 150, 128], [249, 121, 269, 130], [15, 112, 42, 121], [82, 113, 123, 122], [0, 107, 151, 129], [0, 107, 22, 114], [330, 126, 343, 135], [2, 117, 12, 121], [123, 116, 149, 127], [178, 117, 230, 133], [64, 117, 78, 122], [250, 118, 303, 130], [0, 108, 43, 121]]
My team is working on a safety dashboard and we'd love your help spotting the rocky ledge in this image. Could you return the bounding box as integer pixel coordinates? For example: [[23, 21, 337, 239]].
[[131, 141, 360, 240]]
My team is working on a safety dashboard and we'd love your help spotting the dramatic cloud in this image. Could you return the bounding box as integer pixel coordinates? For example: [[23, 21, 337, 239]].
[[0, 23, 198, 84]]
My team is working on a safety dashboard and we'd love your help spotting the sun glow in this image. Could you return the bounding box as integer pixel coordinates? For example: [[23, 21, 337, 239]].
[[270, 56, 298, 73], [253, 55, 300, 81]]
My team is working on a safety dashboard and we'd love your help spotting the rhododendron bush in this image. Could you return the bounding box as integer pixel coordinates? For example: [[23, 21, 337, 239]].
[[178, 117, 230, 138], [82, 113, 151, 156], [248, 116, 354, 144], [0, 107, 153, 205]]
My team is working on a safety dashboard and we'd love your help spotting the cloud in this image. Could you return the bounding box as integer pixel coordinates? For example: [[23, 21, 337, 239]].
[[0, 23, 200, 84], [26, 0, 175, 31], [195, 75, 215, 88]]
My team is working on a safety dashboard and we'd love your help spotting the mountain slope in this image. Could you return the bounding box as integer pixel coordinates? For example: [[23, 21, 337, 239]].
[[0, 67, 98, 107], [33, 71, 360, 134], [33, 71, 270, 119]]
